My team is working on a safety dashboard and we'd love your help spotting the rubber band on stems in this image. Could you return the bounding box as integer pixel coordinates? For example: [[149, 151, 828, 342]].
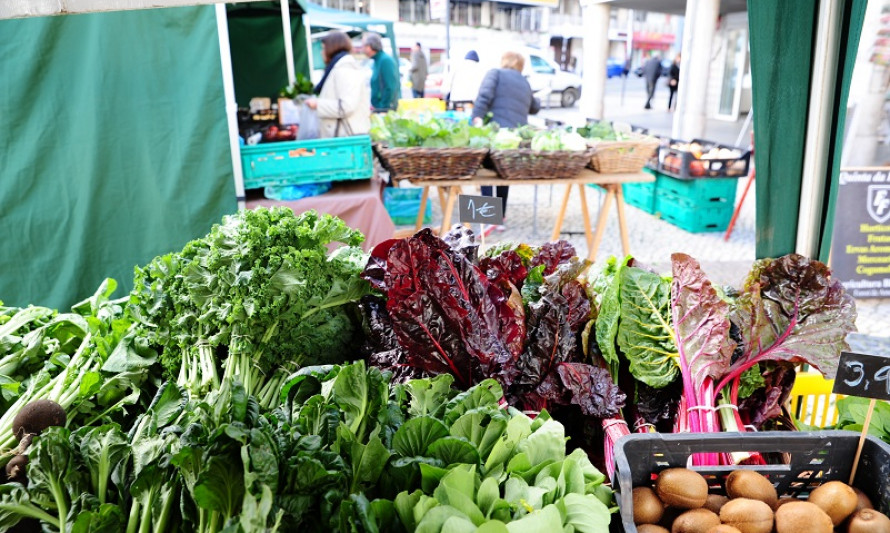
[[716, 404, 739, 413], [633, 421, 656, 432], [602, 419, 629, 432], [686, 405, 715, 414]]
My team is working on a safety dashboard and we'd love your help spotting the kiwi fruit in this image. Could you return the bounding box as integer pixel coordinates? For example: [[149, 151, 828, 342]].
[[725, 470, 778, 509], [775, 501, 833, 533], [634, 487, 665, 524], [775, 497, 798, 508], [12, 400, 66, 441], [655, 468, 709, 509], [638, 525, 671, 533], [719, 498, 774, 533], [847, 509, 890, 533], [853, 487, 875, 512], [5, 455, 27, 484], [706, 526, 742, 533], [671, 508, 720, 533], [703, 494, 729, 514], [808, 480, 858, 526]]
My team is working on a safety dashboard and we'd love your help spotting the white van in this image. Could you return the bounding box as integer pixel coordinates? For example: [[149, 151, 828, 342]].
[[472, 46, 583, 108]]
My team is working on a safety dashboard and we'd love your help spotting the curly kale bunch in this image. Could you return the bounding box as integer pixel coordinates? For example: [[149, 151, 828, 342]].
[[130, 208, 370, 402]]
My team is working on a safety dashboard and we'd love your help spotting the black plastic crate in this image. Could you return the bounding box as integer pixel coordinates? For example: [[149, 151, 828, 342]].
[[612, 431, 890, 533], [658, 138, 750, 180]]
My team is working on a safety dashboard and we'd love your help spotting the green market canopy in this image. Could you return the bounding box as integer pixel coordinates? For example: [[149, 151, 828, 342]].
[[749, 0, 867, 262]]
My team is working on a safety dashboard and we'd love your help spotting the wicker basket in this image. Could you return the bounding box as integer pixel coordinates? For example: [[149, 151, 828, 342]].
[[588, 136, 661, 174], [489, 149, 592, 180], [373, 145, 488, 180]]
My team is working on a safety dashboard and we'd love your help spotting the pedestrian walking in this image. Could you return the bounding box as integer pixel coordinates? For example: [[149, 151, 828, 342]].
[[362, 32, 399, 112], [668, 54, 681, 111], [642, 52, 663, 110], [472, 51, 540, 233], [443, 50, 486, 107], [409, 42, 428, 99]]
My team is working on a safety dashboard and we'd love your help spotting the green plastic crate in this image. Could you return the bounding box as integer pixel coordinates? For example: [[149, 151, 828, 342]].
[[240, 135, 374, 189], [655, 173, 738, 209], [384, 188, 431, 226], [622, 182, 656, 214], [655, 193, 734, 233]]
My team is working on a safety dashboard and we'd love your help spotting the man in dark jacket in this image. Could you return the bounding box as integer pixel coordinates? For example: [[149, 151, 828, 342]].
[[642, 53, 662, 110], [362, 32, 399, 111]]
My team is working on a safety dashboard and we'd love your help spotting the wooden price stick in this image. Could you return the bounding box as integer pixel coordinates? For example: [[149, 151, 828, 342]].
[[848, 398, 877, 485], [831, 352, 890, 486]]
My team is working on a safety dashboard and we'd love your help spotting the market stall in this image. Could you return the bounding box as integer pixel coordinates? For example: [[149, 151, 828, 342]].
[[0, 0, 885, 532]]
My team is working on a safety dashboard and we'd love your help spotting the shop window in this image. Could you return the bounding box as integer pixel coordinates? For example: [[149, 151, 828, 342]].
[[492, 5, 542, 32], [320, 0, 368, 13], [449, 1, 482, 26], [399, 0, 430, 22]]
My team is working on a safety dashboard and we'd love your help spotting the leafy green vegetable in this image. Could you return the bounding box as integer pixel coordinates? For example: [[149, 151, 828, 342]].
[[614, 266, 678, 388], [370, 113, 496, 148], [130, 208, 369, 401], [280, 73, 315, 98]]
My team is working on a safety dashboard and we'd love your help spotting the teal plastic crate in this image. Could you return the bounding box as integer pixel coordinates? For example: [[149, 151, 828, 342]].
[[655, 193, 734, 233], [622, 182, 656, 214], [240, 135, 374, 189], [655, 173, 738, 209], [383, 188, 431, 226]]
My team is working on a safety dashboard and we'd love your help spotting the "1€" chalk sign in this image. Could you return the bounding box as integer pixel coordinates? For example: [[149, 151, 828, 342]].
[[458, 195, 504, 226]]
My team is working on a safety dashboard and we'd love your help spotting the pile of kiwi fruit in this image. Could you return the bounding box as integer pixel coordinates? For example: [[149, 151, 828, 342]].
[[631, 467, 890, 533]]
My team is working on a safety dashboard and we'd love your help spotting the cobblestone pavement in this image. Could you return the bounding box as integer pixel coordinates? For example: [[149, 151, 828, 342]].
[[391, 78, 889, 343]]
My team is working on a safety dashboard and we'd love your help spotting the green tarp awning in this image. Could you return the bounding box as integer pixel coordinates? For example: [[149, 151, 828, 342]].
[[749, 0, 867, 261], [0, 6, 237, 309]]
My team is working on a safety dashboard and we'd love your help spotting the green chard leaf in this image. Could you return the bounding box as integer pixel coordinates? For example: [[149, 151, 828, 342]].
[[615, 266, 679, 388]]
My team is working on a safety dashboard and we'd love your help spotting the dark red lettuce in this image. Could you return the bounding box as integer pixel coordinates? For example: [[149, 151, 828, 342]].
[[738, 362, 796, 429], [635, 378, 682, 430], [512, 258, 591, 388], [361, 228, 524, 389], [479, 250, 528, 290], [530, 241, 576, 275], [555, 363, 625, 418], [358, 295, 424, 382]]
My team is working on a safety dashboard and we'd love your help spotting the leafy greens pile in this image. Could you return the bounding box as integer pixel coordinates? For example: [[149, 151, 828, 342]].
[[589, 253, 857, 466], [129, 208, 370, 405], [370, 113, 496, 149], [0, 361, 613, 532], [361, 228, 626, 460]]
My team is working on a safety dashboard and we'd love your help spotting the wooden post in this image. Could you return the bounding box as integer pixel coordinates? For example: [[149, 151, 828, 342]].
[[849, 398, 877, 485]]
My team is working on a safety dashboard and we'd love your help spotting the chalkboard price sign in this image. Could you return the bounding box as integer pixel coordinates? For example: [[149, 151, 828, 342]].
[[458, 195, 504, 225], [832, 351, 890, 401]]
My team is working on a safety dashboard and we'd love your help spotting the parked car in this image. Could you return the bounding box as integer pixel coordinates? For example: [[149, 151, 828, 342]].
[[424, 60, 448, 100], [607, 57, 625, 78]]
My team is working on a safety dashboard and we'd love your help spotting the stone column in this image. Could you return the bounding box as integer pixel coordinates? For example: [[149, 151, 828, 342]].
[[579, 0, 611, 120], [672, 0, 720, 139]]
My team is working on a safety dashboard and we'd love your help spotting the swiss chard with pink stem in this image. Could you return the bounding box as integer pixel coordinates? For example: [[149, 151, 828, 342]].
[[670, 253, 735, 465], [712, 254, 857, 406]]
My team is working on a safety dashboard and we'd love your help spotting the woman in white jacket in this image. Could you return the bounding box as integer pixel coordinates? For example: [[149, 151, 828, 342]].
[[306, 32, 371, 138]]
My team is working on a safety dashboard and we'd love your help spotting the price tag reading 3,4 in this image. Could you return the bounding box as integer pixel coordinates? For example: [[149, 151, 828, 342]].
[[832, 351, 890, 484]]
